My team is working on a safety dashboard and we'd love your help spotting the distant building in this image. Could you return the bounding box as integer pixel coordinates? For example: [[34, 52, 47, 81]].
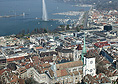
[[94, 41, 110, 51], [104, 25, 112, 31], [82, 73, 112, 84]]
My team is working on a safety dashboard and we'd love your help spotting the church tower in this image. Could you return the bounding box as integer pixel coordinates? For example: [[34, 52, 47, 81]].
[[81, 34, 87, 63], [83, 51, 96, 77], [81, 34, 96, 77]]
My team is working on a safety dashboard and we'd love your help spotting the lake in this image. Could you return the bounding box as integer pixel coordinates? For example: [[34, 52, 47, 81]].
[[0, 0, 90, 36]]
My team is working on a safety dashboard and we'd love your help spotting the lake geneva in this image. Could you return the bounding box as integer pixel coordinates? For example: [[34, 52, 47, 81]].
[[0, 0, 90, 36]]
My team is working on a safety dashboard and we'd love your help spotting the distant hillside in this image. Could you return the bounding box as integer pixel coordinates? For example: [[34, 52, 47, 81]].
[[96, 0, 118, 10], [55, 0, 118, 10]]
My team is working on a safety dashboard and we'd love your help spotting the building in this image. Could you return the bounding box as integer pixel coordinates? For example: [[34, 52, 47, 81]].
[[104, 25, 112, 31], [81, 34, 96, 77], [81, 34, 87, 63], [83, 51, 96, 77], [49, 60, 83, 84]]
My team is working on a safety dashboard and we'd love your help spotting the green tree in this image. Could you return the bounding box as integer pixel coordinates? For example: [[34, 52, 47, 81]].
[[60, 25, 65, 28], [66, 24, 70, 30], [22, 29, 25, 35], [44, 28, 47, 33], [76, 26, 80, 32]]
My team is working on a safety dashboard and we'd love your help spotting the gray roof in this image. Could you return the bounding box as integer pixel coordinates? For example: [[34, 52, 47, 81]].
[[61, 49, 73, 53]]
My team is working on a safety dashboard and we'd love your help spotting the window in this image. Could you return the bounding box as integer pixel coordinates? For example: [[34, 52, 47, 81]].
[[75, 53, 77, 58], [90, 69, 93, 72], [92, 73, 94, 75], [73, 68, 77, 71], [90, 61, 93, 64], [78, 68, 80, 70], [42, 75, 46, 79], [69, 70, 71, 72]]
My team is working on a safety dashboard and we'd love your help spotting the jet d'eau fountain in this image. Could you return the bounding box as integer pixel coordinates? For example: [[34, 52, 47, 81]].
[[42, 0, 48, 21]]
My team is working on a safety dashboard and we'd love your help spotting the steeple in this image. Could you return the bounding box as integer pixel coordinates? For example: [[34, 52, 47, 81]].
[[81, 33, 87, 62], [82, 34, 87, 54]]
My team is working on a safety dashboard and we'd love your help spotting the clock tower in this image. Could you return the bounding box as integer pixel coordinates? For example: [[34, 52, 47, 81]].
[[83, 51, 96, 77]]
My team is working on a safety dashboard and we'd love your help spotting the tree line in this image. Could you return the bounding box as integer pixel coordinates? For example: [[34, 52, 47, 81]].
[[16, 28, 48, 38]]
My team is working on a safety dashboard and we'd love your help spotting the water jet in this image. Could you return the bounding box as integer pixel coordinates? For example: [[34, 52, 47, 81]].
[[42, 0, 48, 21]]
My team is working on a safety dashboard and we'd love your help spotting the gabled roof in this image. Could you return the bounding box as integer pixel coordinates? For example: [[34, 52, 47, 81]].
[[0, 68, 11, 75], [61, 49, 73, 53], [25, 63, 33, 69], [18, 79, 25, 84], [56, 69, 68, 77], [85, 50, 96, 58], [94, 41, 110, 48], [7, 58, 14, 62], [10, 75, 18, 83], [56, 61, 83, 70], [40, 51, 58, 57], [42, 63, 51, 68], [0, 69, 5, 75], [69, 71, 80, 76]]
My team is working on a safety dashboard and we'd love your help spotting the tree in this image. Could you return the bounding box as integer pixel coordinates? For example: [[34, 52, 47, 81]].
[[31, 30, 35, 35], [77, 81, 81, 84], [76, 26, 80, 32], [34, 28, 37, 34], [40, 28, 44, 33], [44, 28, 47, 33], [66, 24, 70, 30], [60, 25, 65, 28], [21, 29, 25, 35], [7, 63, 17, 71]]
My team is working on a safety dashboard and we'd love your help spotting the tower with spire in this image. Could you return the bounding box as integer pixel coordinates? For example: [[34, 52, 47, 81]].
[[81, 34, 96, 77], [81, 34, 87, 63]]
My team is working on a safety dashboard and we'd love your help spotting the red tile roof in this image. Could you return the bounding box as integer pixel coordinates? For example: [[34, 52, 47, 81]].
[[36, 46, 43, 50], [0, 69, 11, 75], [94, 41, 110, 48], [7, 56, 25, 62], [0, 69, 5, 75], [10, 75, 18, 83], [42, 63, 51, 68], [14, 57, 25, 61], [56, 69, 68, 77], [18, 79, 25, 84], [7, 58, 14, 62], [77, 44, 82, 50], [20, 62, 26, 66], [56, 61, 83, 70], [25, 63, 33, 69]]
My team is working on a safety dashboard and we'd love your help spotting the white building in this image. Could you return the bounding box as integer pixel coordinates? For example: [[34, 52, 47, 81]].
[[83, 51, 96, 77]]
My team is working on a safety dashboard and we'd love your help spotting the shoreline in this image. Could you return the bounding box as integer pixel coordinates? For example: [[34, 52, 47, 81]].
[[0, 13, 25, 18]]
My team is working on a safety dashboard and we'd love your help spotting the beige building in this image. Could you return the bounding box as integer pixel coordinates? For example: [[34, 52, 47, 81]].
[[48, 61, 83, 84]]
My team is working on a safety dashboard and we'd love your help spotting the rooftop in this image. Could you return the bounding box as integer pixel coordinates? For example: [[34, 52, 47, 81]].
[[56, 61, 83, 70]]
